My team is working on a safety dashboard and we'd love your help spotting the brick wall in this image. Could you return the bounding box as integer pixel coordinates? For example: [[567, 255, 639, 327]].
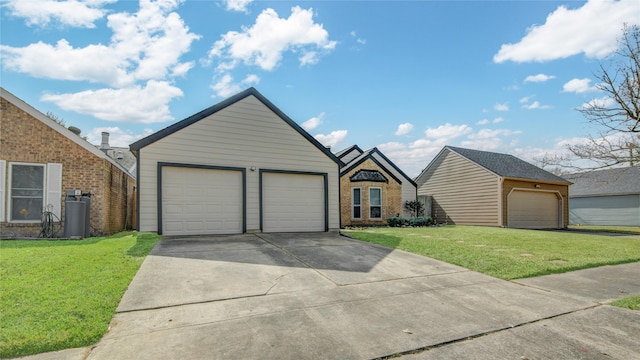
[[0, 96, 136, 238], [340, 159, 402, 227]]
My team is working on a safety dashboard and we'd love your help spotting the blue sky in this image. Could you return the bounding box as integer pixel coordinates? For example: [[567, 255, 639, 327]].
[[2, 0, 638, 177]]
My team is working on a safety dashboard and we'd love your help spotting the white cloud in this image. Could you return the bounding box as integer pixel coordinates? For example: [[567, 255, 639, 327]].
[[211, 73, 260, 98], [524, 73, 555, 83], [395, 122, 414, 136], [425, 123, 472, 140], [350, 31, 366, 45], [1, 40, 129, 87], [563, 78, 598, 93], [479, 117, 506, 125], [523, 100, 552, 110], [5, 0, 116, 28], [41, 80, 183, 123], [223, 0, 253, 13], [461, 129, 521, 152], [378, 123, 525, 177], [580, 96, 616, 109], [314, 130, 347, 148], [494, 103, 509, 111], [1, 0, 199, 88], [208, 6, 336, 72], [302, 112, 325, 131], [520, 96, 533, 104], [494, 0, 639, 63], [86, 126, 154, 147]]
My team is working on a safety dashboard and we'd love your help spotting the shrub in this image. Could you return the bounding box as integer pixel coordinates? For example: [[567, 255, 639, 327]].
[[387, 216, 433, 227], [404, 200, 425, 217], [387, 216, 408, 227], [409, 217, 433, 227]]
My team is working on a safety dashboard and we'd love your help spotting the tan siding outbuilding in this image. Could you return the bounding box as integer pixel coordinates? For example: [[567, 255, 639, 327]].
[[133, 89, 340, 235], [417, 151, 500, 226], [416, 146, 571, 229]]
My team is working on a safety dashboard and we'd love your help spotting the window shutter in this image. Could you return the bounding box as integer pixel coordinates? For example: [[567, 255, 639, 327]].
[[46, 163, 63, 218], [0, 160, 5, 221]]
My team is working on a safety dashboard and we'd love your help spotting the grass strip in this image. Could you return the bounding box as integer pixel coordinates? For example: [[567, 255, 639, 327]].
[[0, 232, 160, 358], [344, 226, 640, 280], [610, 295, 640, 311]]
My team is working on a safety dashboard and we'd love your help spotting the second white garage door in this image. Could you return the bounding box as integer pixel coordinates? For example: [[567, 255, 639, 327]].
[[508, 190, 560, 229], [262, 172, 325, 232], [162, 167, 243, 236]]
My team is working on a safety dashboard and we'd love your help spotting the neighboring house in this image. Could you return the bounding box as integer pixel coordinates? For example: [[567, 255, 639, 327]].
[[564, 167, 640, 226], [415, 146, 572, 229], [129, 87, 341, 236], [0, 87, 136, 238], [336, 145, 417, 227]]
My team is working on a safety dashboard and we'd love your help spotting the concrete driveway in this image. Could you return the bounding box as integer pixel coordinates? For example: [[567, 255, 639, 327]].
[[82, 232, 634, 359]]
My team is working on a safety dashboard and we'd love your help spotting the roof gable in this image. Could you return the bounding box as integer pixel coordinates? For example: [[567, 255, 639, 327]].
[[130, 87, 340, 165], [335, 145, 363, 163], [1, 87, 135, 178], [565, 167, 640, 196], [446, 146, 570, 184], [340, 147, 416, 187], [350, 169, 388, 183]]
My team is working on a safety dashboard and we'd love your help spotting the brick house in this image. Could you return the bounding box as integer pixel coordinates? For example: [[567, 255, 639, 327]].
[[0, 87, 136, 238], [336, 146, 417, 227]]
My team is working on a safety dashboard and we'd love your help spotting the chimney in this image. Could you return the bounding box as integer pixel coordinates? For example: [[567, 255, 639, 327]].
[[100, 132, 110, 151]]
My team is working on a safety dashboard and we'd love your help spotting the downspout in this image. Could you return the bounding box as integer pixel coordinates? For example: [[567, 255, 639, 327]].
[[498, 177, 504, 227]]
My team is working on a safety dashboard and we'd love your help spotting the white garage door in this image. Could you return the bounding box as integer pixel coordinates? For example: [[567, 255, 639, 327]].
[[262, 172, 325, 232], [162, 167, 243, 236], [508, 190, 560, 229]]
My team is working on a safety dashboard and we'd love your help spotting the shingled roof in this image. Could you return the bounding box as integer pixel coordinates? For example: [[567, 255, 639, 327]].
[[446, 146, 570, 183], [564, 167, 640, 197]]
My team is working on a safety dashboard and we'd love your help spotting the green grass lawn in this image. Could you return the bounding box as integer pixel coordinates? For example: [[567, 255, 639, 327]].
[[343, 226, 640, 280], [0, 232, 160, 358]]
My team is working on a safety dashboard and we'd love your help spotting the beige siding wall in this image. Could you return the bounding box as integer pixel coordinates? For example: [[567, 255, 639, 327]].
[[371, 152, 416, 217], [138, 95, 340, 233], [502, 179, 569, 228], [417, 151, 501, 226]]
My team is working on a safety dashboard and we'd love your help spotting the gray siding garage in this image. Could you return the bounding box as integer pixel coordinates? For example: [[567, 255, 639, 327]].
[[566, 167, 640, 226], [130, 88, 341, 235]]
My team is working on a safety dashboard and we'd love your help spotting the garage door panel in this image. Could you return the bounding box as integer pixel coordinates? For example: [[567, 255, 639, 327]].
[[263, 173, 325, 232], [162, 167, 243, 236], [508, 190, 560, 229]]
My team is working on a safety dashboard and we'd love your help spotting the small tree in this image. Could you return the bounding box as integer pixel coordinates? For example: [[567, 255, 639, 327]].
[[568, 25, 640, 168], [538, 24, 640, 172], [404, 200, 424, 218]]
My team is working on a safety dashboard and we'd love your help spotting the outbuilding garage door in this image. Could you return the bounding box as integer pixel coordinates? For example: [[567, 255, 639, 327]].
[[262, 172, 325, 232], [508, 190, 560, 229], [162, 167, 243, 236]]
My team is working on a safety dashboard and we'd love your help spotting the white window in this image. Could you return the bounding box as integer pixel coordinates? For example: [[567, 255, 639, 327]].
[[369, 187, 382, 219], [7, 162, 62, 222], [352, 187, 362, 219]]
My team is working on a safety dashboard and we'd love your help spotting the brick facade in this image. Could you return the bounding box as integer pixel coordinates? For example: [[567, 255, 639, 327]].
[[0, 94, 136, 238], [340, 159, 402, 227]]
